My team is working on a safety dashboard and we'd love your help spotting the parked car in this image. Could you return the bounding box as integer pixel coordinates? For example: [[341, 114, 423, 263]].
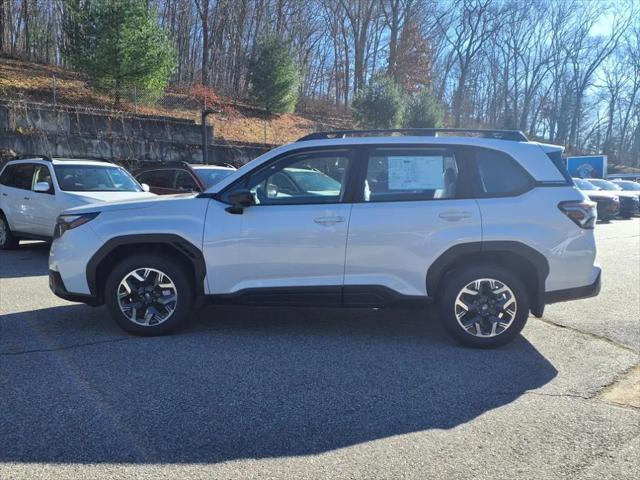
[[610, 179, 640, 193], [0, 156, 154, 249], [49, 128, 601, 348], [586, 178, 639, 219], [134, 162, 236, 195], [572, 178, 620, 221]]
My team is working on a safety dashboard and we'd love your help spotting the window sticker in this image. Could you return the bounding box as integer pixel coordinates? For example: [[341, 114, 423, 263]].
[[387, 156, 444, 190]]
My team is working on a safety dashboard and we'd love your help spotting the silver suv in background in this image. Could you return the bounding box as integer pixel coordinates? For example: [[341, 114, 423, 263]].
[[0, 156, 154, 249]]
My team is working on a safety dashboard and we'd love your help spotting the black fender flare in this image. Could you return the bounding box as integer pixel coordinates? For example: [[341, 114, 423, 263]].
[[86, 234, 207, 299], [426, 241, 549, 317]]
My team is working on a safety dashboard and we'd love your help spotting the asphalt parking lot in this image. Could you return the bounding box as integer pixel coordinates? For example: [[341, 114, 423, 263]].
[[1, 219, 639, 480]]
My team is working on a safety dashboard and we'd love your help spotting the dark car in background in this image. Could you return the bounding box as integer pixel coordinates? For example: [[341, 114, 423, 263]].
[[587, 178, 639, 219], [573, 178, 620, 222], [134, 162, 236, 195], [611, 179, 640, 193]]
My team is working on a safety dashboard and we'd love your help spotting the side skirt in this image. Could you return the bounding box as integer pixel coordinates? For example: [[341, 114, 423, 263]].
[[205, 285, 430, 308]]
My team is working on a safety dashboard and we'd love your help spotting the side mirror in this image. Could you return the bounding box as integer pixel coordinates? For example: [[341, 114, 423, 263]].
[[141, 183, 150, 192], [34, 181, 52, 193], [226, 189, 255, 214]]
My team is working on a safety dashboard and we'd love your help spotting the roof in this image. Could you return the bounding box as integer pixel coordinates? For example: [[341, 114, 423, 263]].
[[5, 157, 119, 167], [207, 134, 567, 194]]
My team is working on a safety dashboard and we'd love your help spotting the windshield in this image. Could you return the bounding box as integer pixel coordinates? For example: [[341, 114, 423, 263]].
[[612, 181, 640, 191], [193, 168, 235, 189], [587, 179, 620, 191], [573, 178, 598, 190], [285, 168, 341, 193], [55, 165, 142, 192]]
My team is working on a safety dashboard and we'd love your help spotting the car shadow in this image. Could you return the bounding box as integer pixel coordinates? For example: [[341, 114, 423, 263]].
[[0, 302, 558, 465], [0, 241, 50, 279]]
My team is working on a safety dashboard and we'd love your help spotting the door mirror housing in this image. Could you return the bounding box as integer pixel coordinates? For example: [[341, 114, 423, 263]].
[[34, 181, 52, 193], [141, 183, 150, 192], [226, 189, 255, 214]]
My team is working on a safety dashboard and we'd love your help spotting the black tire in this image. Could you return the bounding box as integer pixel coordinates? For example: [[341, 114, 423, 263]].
[[0, 214, 20, 250], [105, 253, 194, 336], [438, 265, 530, 348]]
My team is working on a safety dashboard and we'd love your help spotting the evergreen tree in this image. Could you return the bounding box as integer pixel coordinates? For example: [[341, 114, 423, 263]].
[[249, 36, 301, 115], [405, 89, 444, 128], [352, 75, 406, 129], [65, 0, 176, 106]]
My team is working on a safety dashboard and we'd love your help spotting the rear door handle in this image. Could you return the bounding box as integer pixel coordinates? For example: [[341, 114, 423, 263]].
[[314, 216, 345, 226], [1, 193, 7, 197], [23, 196, 30, 201], [438, 210, 472, 221]]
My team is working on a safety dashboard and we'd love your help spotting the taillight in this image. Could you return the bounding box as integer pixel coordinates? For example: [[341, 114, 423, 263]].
[[558, 201, 597, 229]]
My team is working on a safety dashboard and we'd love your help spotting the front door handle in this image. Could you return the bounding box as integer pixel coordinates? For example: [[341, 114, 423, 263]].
[[314, 216, 345, 226], [23, 196, 30, 201], [438, 210, 472, 221], [1, 192, 7, 197]]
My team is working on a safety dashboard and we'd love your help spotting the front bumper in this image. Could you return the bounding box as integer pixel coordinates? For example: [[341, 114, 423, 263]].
[[545, 269, 601, 304], [49, 269, 100, 306]]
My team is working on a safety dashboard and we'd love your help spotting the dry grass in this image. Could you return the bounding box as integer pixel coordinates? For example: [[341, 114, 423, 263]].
[[0, 57, 350, 145]]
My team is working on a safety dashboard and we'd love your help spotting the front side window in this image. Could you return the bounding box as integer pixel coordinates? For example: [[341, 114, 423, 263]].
[[55, 165, 142, 192], [175, 170, 199, 191], [33, 165, 54, 193], [364, 148, 459, 202], [243, 150, 351, 205], [472, 148, 532, 196], [4, 164, 36, 190]]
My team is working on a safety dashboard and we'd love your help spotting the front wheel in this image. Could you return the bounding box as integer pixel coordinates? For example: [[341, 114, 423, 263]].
[[105, 254, 194, 336], [0, 214, 19, 250], [439, 266, 530, 348]]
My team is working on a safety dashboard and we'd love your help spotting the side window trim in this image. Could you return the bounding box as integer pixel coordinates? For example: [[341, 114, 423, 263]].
[[220, 147, 357, 206]]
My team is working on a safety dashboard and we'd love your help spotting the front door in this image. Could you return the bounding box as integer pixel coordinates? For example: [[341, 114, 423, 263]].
[[28, 164, 59, 237], [203, 148, 355, 304]]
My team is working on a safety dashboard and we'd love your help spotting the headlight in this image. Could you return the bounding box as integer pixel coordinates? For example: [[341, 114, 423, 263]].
[[54, 212, 100, 239]]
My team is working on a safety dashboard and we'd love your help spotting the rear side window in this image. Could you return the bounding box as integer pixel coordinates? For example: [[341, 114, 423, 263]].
[[138, 170, 175, 189], [0, 165, 13, 185], [545, 150, 572, 183], [364, 147, 460, 202], [2, 163, 36, 190], [471, 149, 532, 197]]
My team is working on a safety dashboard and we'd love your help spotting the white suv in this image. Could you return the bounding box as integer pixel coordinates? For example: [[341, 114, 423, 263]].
[[48, 129, 601, 348], [0, 156, 154, 248]]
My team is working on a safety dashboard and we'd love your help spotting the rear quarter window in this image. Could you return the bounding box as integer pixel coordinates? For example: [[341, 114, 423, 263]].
[[467, 148, 533, 197]]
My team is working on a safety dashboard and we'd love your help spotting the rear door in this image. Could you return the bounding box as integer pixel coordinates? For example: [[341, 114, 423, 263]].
[[0, 163, 37, 233], [344, 145, 482, 299]]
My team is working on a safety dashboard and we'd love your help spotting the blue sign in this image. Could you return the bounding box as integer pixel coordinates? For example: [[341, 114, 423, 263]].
[[566, 156, 607, 179]]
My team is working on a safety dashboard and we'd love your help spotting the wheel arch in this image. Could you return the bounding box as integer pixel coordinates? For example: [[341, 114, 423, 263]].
[[426, 241, 549, 317], [87, 234, 206, 304]]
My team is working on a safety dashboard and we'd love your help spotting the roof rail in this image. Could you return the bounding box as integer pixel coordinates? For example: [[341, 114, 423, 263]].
[[297, 128, 529, 142], [16, 154, 53, 162]]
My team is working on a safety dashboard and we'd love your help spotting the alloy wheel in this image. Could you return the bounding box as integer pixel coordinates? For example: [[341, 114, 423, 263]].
[[454, 278, 517, 338], [117, 268, 178, 326]]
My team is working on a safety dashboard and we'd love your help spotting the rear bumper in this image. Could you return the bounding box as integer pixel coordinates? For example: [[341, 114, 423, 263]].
[[49, 270, 100, 306], [545, 269, 601, 304]]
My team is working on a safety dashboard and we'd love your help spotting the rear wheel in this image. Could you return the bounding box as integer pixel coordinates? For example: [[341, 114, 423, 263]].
[[439, 265, 530, 348], [105, 254, 194, 335], [0, 214, 19, 250]]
